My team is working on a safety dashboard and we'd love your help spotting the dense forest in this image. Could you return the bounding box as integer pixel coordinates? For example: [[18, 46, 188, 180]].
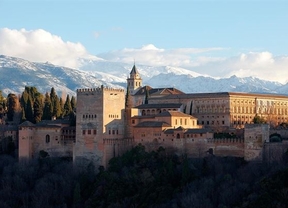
[[0, 87, 76, 125], [0, 144, 286, 208]]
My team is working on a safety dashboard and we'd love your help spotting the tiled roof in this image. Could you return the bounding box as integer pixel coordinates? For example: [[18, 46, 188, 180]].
[[19, 121, 35, 127], [134, 86, 184, 96], [135, 103, 182, 109], [62, 126, 76, 130], [35, 124, 62, 128], [164, 128, 212, 134], [134, 86, 152, 95], [150, 92, 288, 100], [37, 119, 70, 125], [185, 128, 213, 134], [155, 111, 195, 118], [134, 121, 171, 128]]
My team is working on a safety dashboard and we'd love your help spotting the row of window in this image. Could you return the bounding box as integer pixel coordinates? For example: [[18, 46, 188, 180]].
[[128, 81, 141, 87], [175, 119, 188, 125], [200, 120, 225, 125], [82, 129, 97, 135], [109, 114, 119, 118], [195, 100, 227, 104], [82, 114, 97, 119], [108, 129, 119, 135], [140, 133, 203, 138], [194, 107, 226, 113], [141, 109, 178, 116], [62, 130, 75, 134]]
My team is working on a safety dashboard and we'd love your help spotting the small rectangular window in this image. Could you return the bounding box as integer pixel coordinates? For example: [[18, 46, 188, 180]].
[[88, 130, 91, 135], [82, 130, 85, 135]]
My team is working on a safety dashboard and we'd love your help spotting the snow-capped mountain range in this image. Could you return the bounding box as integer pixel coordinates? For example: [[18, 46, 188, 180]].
[[1, 54, 288, 97]]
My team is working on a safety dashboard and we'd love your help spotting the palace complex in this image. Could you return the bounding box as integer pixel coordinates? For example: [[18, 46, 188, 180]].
[[2, 64, 288, 168]]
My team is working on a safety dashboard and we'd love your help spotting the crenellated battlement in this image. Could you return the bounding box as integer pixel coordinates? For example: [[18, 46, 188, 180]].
[[77, 85, 125, 94]]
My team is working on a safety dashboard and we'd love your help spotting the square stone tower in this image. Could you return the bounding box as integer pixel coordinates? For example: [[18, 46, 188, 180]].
[[74, 86, 125, 168]]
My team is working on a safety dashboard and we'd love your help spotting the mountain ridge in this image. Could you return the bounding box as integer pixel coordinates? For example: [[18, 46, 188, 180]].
[[0, 54, 287, 96]]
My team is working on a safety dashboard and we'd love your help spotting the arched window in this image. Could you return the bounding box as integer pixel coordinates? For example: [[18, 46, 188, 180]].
[[176, 133, 180, 139], [46, 135, 50, 143]]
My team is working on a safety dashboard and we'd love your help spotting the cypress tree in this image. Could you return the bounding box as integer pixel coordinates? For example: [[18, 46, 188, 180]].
[[42, 92, 52, 120], [33, 95, 43, 123], [6, 93, 17, 121], [52, 95, 61, 118], [26, 97, 34, 123], [59, 97, 64, 118], [50, 87, 57, 117], [21, 107, 26, 123], [125, 85, 133, 109], [63, 95, 72, 117], [144, 86, 149, 104], [70, 96, 76, 111], [20, 90, 29, 113], [0, 90, 4, 116], [0, 90, 3, 104]]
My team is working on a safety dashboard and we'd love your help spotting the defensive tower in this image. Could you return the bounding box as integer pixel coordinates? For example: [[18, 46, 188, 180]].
[[74, 86, 125, 168]]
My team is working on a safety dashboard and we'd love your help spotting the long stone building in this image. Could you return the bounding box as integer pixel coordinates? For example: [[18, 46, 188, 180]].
[[14, 64, 288, 168], [148, 92, 288, 129]]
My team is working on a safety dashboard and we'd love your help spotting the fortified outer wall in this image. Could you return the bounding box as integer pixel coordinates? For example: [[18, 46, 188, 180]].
[[138, 136, 244, 158], [244, 124, 269, 161]]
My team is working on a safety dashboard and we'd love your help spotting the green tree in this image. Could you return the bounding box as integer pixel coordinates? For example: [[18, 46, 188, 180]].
[[6, 93, 18, 121], [0, 90, 3, 104], [59, 97, 64, 117], [20, 86, 44, 123], [144, 86, 149, 104], [52, 96, 61, 118], [253, 114, 266, 124], [21, 107, 26, 123], [25, 97, 34, 123], [33, 94, 43, 123], [50, 87, 60, 118], [70, 96, 76, 110], [125, 85, 133, 109], [42, 92, 52, 120], [63, 95, 72, 117], [0, 90, 5, 119]]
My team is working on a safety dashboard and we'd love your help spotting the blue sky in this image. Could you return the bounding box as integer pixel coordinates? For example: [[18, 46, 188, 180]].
[[0, 0, 288, 83]]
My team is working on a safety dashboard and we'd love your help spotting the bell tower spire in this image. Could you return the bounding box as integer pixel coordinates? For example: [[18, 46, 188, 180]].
[[127, 63, 142, 95]]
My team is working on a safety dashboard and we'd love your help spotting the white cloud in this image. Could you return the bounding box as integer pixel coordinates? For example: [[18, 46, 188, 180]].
[[98, 44, 224, 67], [98, 45, 288, 84], [0, 28, 92, 68], [191, 52, 288, 84], [1, 28, 288, 84]]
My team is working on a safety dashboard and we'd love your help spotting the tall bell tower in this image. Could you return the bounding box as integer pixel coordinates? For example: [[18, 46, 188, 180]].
[[127, 64, 142, 95]]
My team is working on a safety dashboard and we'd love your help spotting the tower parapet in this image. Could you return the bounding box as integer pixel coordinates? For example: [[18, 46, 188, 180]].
[[77, 86, 124, 94]]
